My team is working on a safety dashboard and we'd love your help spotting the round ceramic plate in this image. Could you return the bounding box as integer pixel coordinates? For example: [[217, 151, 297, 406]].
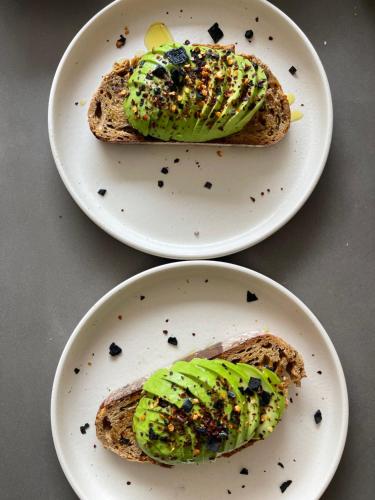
[[51, 261, 347, 500], [48, 0, 332, 260]]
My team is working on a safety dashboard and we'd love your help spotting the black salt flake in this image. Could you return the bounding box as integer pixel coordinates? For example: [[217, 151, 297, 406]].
[[182, 398, 193, 412], [166, 46, 189, 65], [97, 189, 107, 196], [158, 180, 164, 188], [208, 22, 224, 43], [245, 29, 254, 40], [280, 480, 292, 493], [109, 342, 122, 357], [74, 368, 80, 374], [80, 423, 90, 434], [204, 181, 213, 190], [247, 290, 258, 302], [240, 467, 249, 475], [289, 65, 297, 76], [167, 336, 178, 346], [314, 409, 322, 424]]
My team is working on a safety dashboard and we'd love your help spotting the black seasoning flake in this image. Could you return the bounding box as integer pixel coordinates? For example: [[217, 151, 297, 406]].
[[247, 290, 258, 302], [149, 426, 159, 440], [280, 480, 292, 493], [166, 46, 189, 65], [208, 22, 224, 43], [184, 39, 190, 45], [317, 370, 322, 375], [248, 377, 261, 391], [80, 423, 89, 434], [227, 390, 236, 399], [314, 409, 322, 424], [289, 65, 297, 76], [163, 329, 168, 335], [278, 462, 284, 469], [161, 167, 169, 174], [174, 158, 180, 163], [116, 34, 126, 48], [97, 189, 107, 196], [140, 295, 145, 301], [158, 180, 164, 188], [245, 29, 254, 40], [240, 467, 249, 475], [255, 17, 259, 22], [74, 368, 80, 374], [152, 65, 167, 78], [207, 437, 221, 452], [260, 391, 271, 406], [268, 36, 274, 41], [182, 398, 193, 412], [109, 342, 122, 357], [227, 490, 232, 495], [204, 181, 212, 190], [126, 481, 131, 485], [167, 336, 178, 346]]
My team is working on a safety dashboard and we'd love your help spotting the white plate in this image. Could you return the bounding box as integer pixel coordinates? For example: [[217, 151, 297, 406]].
[[48, 0, 332, 260], [51, 261, 347, 500]]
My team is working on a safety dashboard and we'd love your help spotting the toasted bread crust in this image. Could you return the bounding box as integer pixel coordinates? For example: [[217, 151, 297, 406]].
[[88, 45, 290, 146], [95, 333, 305, 465]]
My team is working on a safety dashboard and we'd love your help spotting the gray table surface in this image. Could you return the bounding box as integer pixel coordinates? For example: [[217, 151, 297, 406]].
[[1, 0, 374, 498]]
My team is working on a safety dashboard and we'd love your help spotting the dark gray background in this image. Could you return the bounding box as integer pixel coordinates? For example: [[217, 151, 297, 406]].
[[1, 0, 374, 498]]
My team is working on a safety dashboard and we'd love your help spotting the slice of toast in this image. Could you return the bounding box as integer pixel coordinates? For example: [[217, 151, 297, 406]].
[[96, 333, 305, 464], [88, 44, 290, 146]]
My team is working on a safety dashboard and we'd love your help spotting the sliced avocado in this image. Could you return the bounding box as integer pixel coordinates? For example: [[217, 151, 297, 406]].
[[162, 367, 212, 406], [237, 363, 285, 440], [218, 360, 260, 442], [143, 368, 186, 407], [191, 358, 247, 451]]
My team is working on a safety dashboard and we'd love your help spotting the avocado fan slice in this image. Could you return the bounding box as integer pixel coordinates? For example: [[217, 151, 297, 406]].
[[237, 363, 286, 440], [191, 358, 248, 452]]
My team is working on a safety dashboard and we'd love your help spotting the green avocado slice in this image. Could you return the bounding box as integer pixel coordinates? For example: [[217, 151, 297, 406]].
[[191, 358, 247, 452], [174, 359, 236, 455], [217, 360, 260, 442], [237, 363, 286, 440]]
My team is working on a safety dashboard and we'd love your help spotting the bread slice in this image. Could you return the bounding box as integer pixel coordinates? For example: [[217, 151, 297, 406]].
[[96, 333, 305, 464], [88, 44, 290, 146]]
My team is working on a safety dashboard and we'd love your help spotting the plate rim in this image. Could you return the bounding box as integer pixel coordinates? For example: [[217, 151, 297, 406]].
[[51, 260, 348, 500], [48, 0, 333, 260]]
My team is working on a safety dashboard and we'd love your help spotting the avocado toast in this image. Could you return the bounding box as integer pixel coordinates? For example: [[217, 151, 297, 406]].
[[88, 43, 290, 146], [96, 333, 305, 465]]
